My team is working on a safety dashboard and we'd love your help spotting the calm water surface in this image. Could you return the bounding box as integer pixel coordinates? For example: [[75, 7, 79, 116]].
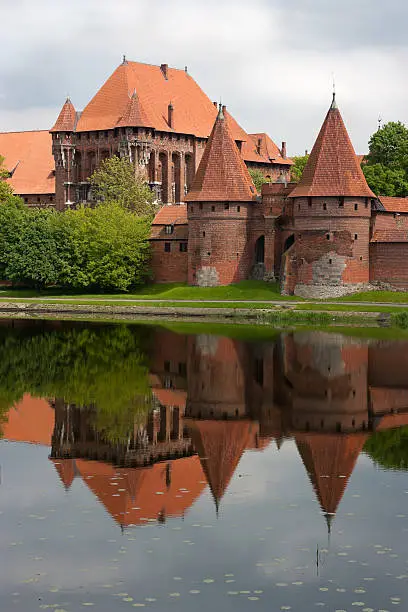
[[1, 320, 408, 611]]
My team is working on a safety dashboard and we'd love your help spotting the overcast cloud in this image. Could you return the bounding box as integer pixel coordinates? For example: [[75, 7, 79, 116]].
[[0, 0, 407, 154]]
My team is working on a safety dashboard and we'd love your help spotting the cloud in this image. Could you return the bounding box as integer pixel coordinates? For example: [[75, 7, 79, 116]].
[[1, 0, 407, 154]]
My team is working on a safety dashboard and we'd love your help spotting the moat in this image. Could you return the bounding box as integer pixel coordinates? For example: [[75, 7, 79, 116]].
[[1, 319, 408, 611]]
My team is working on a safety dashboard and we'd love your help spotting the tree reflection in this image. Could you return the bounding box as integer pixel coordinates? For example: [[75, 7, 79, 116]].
[[364, 426, 408, 470], [0, 322, 152, 442]]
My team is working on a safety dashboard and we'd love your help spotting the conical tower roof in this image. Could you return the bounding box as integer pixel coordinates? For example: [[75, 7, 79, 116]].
[[51, 458, 76, 490], [185, 105, 257, 202], [290, 95, 375, 199], [50, 97, 77, 132], [116, 89, 152, 128], [187, 419, 254, 508], [295, 432, 368, 519]]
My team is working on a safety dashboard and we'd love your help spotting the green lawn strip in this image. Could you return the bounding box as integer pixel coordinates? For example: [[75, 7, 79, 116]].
[[0, 280, 299, 302], [333, 290, 408, 303]]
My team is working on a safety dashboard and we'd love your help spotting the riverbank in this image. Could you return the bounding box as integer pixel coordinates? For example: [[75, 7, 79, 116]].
[[0, 299, 395, 327]]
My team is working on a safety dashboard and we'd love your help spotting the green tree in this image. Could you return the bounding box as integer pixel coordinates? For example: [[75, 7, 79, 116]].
[[248, 168, 271, 193], [291, 154, 309, 182], [364, 426, 408, 471], [70, 202, 151, 291], [0, 323, 153, 443], [363, 122, 408, 197], [366, 121, 408, 170], [362, 163, 408, 197], [0, 199, 27, 279], [5, 208, 62, 289], [89, 156, 157, 216]]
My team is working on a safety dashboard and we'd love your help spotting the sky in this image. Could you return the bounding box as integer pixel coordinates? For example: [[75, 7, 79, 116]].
[[1, 0, 407, 155]]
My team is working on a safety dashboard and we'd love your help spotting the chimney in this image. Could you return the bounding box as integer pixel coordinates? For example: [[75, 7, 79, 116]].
[[168, 103, 174, 128], [222, 105, 226, 114], [305, 149, 308, 156], [256, 138, 262, 155], [213, 101, 218, 108], [160, 63, 168, 79], [281, 141, 287, 159]]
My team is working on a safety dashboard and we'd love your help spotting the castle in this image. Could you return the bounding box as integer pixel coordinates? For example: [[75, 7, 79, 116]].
[[152, 94, 408, 295], [2, 59, 408, 294]]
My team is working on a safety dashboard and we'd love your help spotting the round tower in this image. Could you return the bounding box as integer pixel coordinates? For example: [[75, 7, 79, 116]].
[[283, 94, 377, 297], [185, 104, 257, 286]]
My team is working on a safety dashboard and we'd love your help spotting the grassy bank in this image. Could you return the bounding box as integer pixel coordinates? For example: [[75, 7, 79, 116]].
[[0, 280, 294, 301], [2, 280, 408, 304]]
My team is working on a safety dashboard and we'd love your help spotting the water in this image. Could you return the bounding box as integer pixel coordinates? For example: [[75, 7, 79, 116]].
[[1, 320, 408, 611]]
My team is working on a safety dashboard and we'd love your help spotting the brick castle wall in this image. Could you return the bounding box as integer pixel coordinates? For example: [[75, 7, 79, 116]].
[[370, 243, 408, 289]]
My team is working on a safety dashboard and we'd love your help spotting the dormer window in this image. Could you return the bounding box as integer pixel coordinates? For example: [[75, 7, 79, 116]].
[[165, 225, 174, 235]]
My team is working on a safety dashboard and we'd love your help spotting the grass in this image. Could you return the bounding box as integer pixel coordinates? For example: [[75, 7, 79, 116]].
[[0, 280, 296, 301], [335, 290, 408, 303]]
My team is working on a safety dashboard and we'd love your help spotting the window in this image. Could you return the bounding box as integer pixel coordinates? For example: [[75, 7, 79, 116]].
[[224, 203, 229, 210], [237, 206, 241, 212], [354, 233, 358, 240], [179, 242, 187, 252], [37, 197, 40, 203], [354, 203, 358, 211], [323, 202, 327, 210], [308, 197, 312, 208], [164, 361, 170, 372], [178, 362, 187, 377], [207, 251, 211, 256], [254, 358, 264, 387], [164, 242, 171, 252], [203, 231, 205, 237], [104, 131, 109, 138], [329, 258, 332, 264], [211, 205, 215, 212], [165, 225, 174, 234], [199, 203, 203, 210], [326, 233, 330, 240], [24, 197, 28, 203], [339, 197, 344, 208]]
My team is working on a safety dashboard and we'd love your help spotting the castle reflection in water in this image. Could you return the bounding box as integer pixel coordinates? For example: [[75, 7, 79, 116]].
[[3, 326, 408, 531]]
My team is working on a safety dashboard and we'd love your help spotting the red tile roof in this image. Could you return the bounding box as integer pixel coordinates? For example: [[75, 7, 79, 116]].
[[379, 196, 408, 213], [151, 204, 188, 239], [187, 419, 255, 506], [371, 229, 408, 243], [185, 106, 257, 202], [249, 133, 293, 166], [152, 203, 188, 225], [50, 98, 77, 132], [289, 96, 376, 199], [0, 131, 55, 195], [73, 61, 276, 165], [51, 459, 76, 490], [2, 394, 54, 445], [75, 456, 206, 527], [296, 432, 368, 517], [116, 89, 152, 128]]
